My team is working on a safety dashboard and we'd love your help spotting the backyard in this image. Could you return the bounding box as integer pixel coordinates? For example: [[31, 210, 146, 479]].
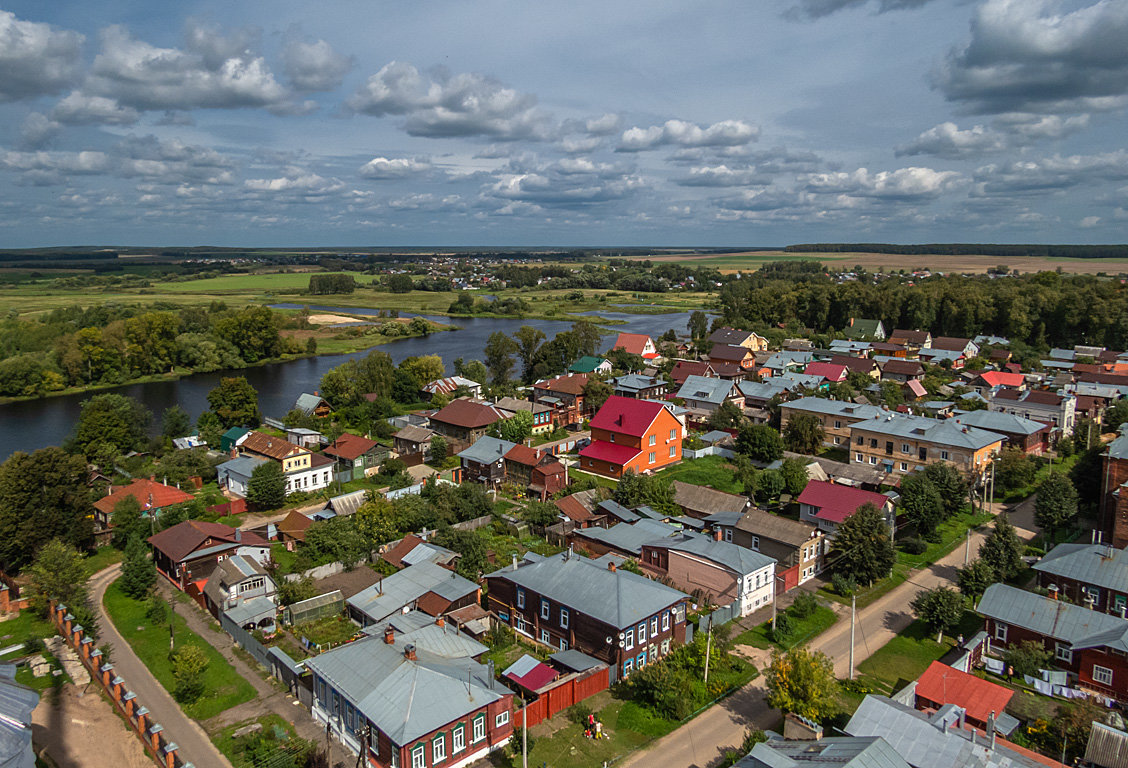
[[656, 455, 744, 494], [853, 611, 982, 695]]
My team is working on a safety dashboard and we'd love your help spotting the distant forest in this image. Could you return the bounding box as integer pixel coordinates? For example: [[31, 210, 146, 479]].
[[784, 243, 1128, 259]]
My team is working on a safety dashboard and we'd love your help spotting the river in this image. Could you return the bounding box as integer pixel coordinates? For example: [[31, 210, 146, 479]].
[[0, 305, 711, 457]]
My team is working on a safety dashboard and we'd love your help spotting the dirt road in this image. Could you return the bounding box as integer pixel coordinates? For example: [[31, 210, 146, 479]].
[[32, 684, 152, 768]]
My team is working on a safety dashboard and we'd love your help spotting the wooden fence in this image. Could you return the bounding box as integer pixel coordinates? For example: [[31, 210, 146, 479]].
[[49, 601, 190, 768], [516, 664, 610, 728]]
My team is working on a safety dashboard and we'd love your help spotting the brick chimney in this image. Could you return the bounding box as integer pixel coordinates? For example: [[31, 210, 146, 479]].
[[714, 528, 723, 542], [384, 626, 395, 644], [404, 644, 417, 661], [608, 561, 617, 572], [436, 616, 445, 628]]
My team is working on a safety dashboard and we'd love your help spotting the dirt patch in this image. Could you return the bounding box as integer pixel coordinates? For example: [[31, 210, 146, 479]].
[[32, 683, 152, 768], [306, 313, 365, 325], [313, 566, 381, 599]]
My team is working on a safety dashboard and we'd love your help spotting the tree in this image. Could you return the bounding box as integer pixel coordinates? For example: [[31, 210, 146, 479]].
[[484, 332, 519, 384], [978, 513, 1024, 581], [210, 305, 281, 363], [957, 558, 995, 603], [385, 274, 413, 293], [453, 358, 489, 385], [765, 647, 838, 722], [758, 470, 785, 500], [880, 380, 904, 408], [120, 535, 156, 599], [430, 435, 448, 463], [172, 645, 209, 703], [195, 409, 223, 446], [513, 325, 546, 380], [1035, 472, 1078, 544], [492, 411, 534, 443], [910, 586, 965, 642], [994, 447, 1037, 493], [26, 539, 87, 614], [278, 576, 318, 606], [247, 462, 286, 510], [161, 405, 191, 440], [433, 529, 488, 579], [399, 355, 444, 389], [613, 470, 677, 514], [111, 496, 147, 548], [1105, 400, 1128, 434], [353, 498, 398, 554], [899, 473, 945, 538], [832, 502, 896, 585], [523, 501, 560, 527], [582, 378, 613, 413], [737, 424, 783, 462], [780, 458, 810, 497], [688, 311, 709, 340], [921, 462, 968, 517], [70, 393, 152, 456], [1003, 640, 1053, 679], [206, 376, 261, 429], [0, 447, 93, 571], [783, 412, 824, 455], [305, 517, 369, 567], [707, 401, 743, 431]]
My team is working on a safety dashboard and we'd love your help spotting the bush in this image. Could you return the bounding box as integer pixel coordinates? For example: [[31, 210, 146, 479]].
[[789, 592, 818, 619], [146, 595, 169, 625], [898, 537, 928, 555], [172, 645, 209, 703], [831, 573, 857, 597], [770, 612, 794, 641], [567, 702, 594, 726]]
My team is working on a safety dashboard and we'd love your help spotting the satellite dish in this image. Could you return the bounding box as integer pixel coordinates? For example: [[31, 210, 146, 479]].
[[618, 640, 625, 648], [606, 636, 613, 644], [618, 632, 625, 639]]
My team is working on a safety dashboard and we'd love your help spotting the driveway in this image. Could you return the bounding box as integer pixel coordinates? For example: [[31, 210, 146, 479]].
[[619, 526, 991, 768], [88, 565, 234, 768]]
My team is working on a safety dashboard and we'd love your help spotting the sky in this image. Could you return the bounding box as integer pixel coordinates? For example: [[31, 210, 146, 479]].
[[0, 0, 1126, 247]]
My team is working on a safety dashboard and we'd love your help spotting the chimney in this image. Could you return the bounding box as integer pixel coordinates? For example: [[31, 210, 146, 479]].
[[487, 659, 495, 689], [377, 577, 383, 596], [384, 626, 395, 644], [987, 712, 997, 749], [511, 554, 518, 571], [608, 561, 617, 572], [150, 475, 156, 482], [714, 528, 723, 542], [436, 616, 445, 628], [404, 644, 416, 661], [234, 528, 241, 542]]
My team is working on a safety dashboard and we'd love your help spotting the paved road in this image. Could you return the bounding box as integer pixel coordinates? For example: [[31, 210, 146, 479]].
[[620, 526, 991, 768], [88, 565, 235, 768]]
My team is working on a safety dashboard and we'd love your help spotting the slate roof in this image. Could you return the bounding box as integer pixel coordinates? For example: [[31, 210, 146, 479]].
[[950, 411, 1048, 437], [363, 612, 487, 659], [915, 661, 1013, 725], [1108, 428, 1128, 461], [549, 649, 605, 673], [782, 396, 886, 421], [573, 518, 688, 556], [672, 481, 749, 517], [596, 499, 640, 523], [658, 534, 776, 575], [978, 583, 1128, 651], [305, 634, 503, 747], [797, 480, 891, 524], [737, 736, 910, 768], [326, 489, 368, 517], [738, 380, 791, 402], [347, 560, 478, 624], [676, 375, 735, 405], [493, 396, 552, 416], [0, 665, 38, 768], [458, 436, 518, 464], [734, 508, 821, 548], [613, 374, 664, 393], [430, 398, 508, 429], [763, 351, 813, 370], [94, 477, 195, 515], [1033, 543, 1128, 594], [851, 413, 1004, 451], [486, 551, 689, 630], [394, 424, 434, 444]]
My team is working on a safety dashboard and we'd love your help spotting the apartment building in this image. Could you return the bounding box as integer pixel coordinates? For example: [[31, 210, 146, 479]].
[[780, 397, 885, 449], [848, 413, 1003, 479]]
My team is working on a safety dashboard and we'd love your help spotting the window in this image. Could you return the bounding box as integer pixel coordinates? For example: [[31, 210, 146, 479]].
[[560, 637, 568, 651], [661, 638, 671, 654], [433, 734, 446, 764], [662, 612, 670, 631], [649, 452, 656, 464], [625, 629, 634, 649], [1094, 665, 1114, 686], [901, 443, 911, 453], [834, 437, 842, 445], [869, 438, 878, 448], [856, 453, 864, 462], [868, 456, 877, 465], [498, 610, 510, 622], [669, 429, 676, 441], [541, 599, 550, 620], [651, 617, 658, 636], [638, 622, 647, 643], [855, 435, 864, 446], [560, 608, 569, 629], [515, 616, 527, 633], [412, 745, 425, 768], [649, 435, 656, 446], [994, 622, 1007, 642], [517, 588, 525, 609], [453, 725, 465, 753], [834, 420, 842, 429], [623, 658, 634, 675], [610, 434, 615, 442], [637, 651, 647, 668], [940, 450, 950, 460], [669, 445, 676, 457], [900, 463, 908, 471], [540, 629, 550, 644], [751, 535, 760, 550], [724, 528, 733, 542], [1056, 643, 1072, 663], [496, 710, 510, 727], [473, 715, 485, 743]]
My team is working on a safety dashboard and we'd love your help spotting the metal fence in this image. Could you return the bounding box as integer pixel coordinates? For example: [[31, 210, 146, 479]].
[[220, 612, 274, 669], [696, 599, 741, 634]]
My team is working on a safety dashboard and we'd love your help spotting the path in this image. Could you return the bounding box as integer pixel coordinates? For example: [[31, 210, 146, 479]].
[[88, 565, 235, 768], [620, 527, 991, 768]]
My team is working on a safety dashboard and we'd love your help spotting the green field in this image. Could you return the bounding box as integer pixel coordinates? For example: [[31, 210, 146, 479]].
[[854, 611, 981, 694], [657, 455, 744, 494], [734, 604, 838, 650]]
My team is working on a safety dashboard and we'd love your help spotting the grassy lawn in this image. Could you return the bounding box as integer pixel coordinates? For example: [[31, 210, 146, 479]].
[[566, 470, 618, 490], [0, 611, 57, 645], [995, 453, 1079, 504], [734, 605, 838, 650], [854, 611, 981, 695], [83, 546, 124, 577], [657, 455, 743, 494], [292, 615, 361, 649], [102, 580, 256, 721], [213, 714, 303, 765], [481, 529, 563, 568]]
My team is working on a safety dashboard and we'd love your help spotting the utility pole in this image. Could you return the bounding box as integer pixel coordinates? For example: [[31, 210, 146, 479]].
[[965, 528, 971, 566], [849, 595, 856, 680], [703, 629, 713, 686], [522, 694, 528, 768]]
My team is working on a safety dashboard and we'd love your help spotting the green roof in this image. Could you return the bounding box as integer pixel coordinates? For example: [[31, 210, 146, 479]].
[[569, 355, 607, 373], [844, 318, 883, 339]]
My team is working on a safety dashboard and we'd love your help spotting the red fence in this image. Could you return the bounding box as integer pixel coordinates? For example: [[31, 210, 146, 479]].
[[50, 601, 186, 768], [517, 665, 610, 728], [778, 562, 801, 593]]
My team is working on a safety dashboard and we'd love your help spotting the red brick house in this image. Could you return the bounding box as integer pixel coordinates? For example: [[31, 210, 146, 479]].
[[1101, 429, 1128, 548], [532, 373, 589, 427], [1033, 542, 1128, 616], [148, 520, 269, 592], [578, 396, 685, 478], [979, 584, 1128, 700]]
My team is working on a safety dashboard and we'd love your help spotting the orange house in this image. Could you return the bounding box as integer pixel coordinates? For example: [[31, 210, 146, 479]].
[[578, 396, 685, 478]]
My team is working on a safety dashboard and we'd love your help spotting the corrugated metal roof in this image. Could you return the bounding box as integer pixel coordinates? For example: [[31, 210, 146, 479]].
[[737, 736, 910, 768], [347, 561, 477, 624], [676, 375, 734, 405], [1033, 543, 1128, 595], [0, 664, 38, 768], [1084, 721, 1128, 768], [661, 534, 776, 575], [978, 583, 1128, 651], [572, 518, 682, 555], [458, 436, 518, 464]]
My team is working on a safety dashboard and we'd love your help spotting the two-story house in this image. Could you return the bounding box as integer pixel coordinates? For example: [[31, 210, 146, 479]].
[[887, 329, 932, 351], [306, 627, 513, 768], [238, 430, 335, 495], [949, 411, 1050, 455], [92, 477, 195, 539], [989, 388, 1077, 436], [780, 397, 886, 449], [323, 433, 389, 482], [1033, 543, 1128, 616], [709, 344, 756, 371], [706, 327, 769, 351], [201, 554, 278, 630], [640, 532, 776, 617], [931, 337, 980, 359], [879, 359, 925, 382], [494, 397, 554, 435], [676, 375, 743, 415], [612, 333, 659, 360], [578, 396, 685, 478], [148, 520, 270, 591], [457, 437, 568, 499], [1100, 428, 1128, 548], [712, 509, 828, 590], [670, 360, 716, 386], [611, 374, 668, 400], [429, 398, 509, 451], [457, 436, 515, 488], [796, 480, 896, 537], [484, 552, 690, 682], [532, 373, 589, 427], [848, 413, 1003, 480]]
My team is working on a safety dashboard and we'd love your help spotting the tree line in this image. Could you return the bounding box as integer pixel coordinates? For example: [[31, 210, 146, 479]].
[[784, 243, 1128, 259]]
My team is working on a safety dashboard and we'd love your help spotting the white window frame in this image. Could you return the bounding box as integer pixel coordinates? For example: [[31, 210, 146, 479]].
[[516, 588, 525, 609], [1056, 643, 1073, 664], [453, 725, 465, 753], [560, 608, 569, 629], [901, 443, 910, 453], [432, 734, 446, 764], [669, 429, 676, 441], [662, 612, 670, 631], [560, 637, 568, 651], [941, 450, 950, 460], [472, 715, 486, 743], [649, 435, 656, 446], [625, 629, 634, 649], [649, 452, 656, 464], [724, 528, 733, 542], [638, 622, 647, 644], [661, 638, 671, 654], [994, 622, 1007, 642], [651, 617, 658, 636], [856, 453, 864, 462], [751, 535, 760, 550], [496, 710, 510, 728], [669, 445, 676, 457], [540, 599, 550, 620], [540, 629, 550, 644], [412, 745, 425, 768], [1094, 665, 1114, 686]]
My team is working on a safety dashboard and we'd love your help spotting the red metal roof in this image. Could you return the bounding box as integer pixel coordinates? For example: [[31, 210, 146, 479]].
[[430, 398, 507, 429], [147, 520, 267, 564], [555, 495, 594, 522], [579, 440, 641, 465], [904, 379, 928, 398], [796, 480, 889, 524], [505, 658, 558, 692], [94, 478, 194, 515], [323, 433, 379, 461], [588, 395, 666, 437], [504, 444, 542, 466], [613, 333, 653, 356], [916, 661, 1013, 725], [804, 362, 848, 382], [977, 371, 1024, 388]]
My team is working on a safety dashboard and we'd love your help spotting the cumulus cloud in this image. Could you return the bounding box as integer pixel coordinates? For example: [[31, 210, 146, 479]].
[[715, 189, 800, 211], [483, 156, 645, 206], [358, 156, 431, 179], [347, 61, 552, 140], [19, 113, 62, 149], [785, 0, 938, 20], [0, 10, 84, 102], [282, 36, 353, 92], [936, 0, 1128, 114], [675, 164, 768, 187], [584, 113, 622, 135], [972, 151, 1128, 196], [0, 150, 111, 175], [617, 119, 759, 151], [85, 25, 292, 111], [993, 113, 1090, 141], [804, 166, 962, 199], [245, 170, 344, 195], [896, 122, 1007, 158], [51, 92, 140, 125]]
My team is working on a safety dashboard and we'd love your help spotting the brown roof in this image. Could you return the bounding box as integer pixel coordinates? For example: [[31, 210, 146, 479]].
[[323, 433, 379, 461], [381, 534, 425, 569], [734, 508, 820, 548], [277, 510, 313, 542], [534, 373, 588, 396], [989, 349, 1012, 360], [430, 398, 507, 429], [446, 603, 490, 625], [555, 495, 594, 523], [494, 396, 551, 415], [241, 431, 307, 461], [829, 355, 876, 374], [709, 344, 752, 362], [394, 425, 434, 444], [672, 481, 749, 518], [708, 327, 754, 345], [931, 336, 971, 352], [889, 329, 930, 344], [416, 591, 457, 617], [711, 361, 744, 378], [94, 478, 194, 515], [504, 444, 542, 466], [147, 520, 267, 564], [870, 342, 905, 353], [671, 360, 715, 384], [881, 359, 924, 376]]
